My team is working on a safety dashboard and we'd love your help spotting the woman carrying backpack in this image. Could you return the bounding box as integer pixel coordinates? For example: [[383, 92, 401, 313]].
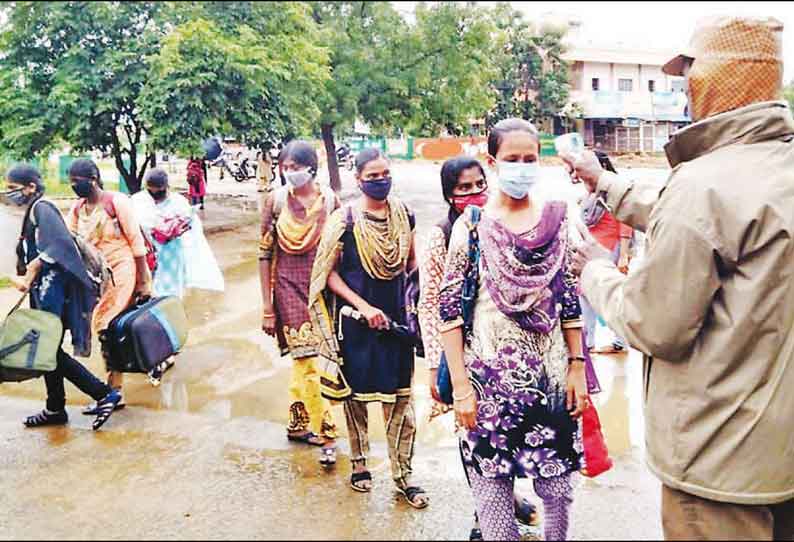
[[3, 163, 122, 430], [65, 159, 152, 414], [259, 141, 339, 466], [186, 156, 207, 210]]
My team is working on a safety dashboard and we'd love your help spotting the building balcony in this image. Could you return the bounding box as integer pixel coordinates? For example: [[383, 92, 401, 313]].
[[568, 89, 688, 122]]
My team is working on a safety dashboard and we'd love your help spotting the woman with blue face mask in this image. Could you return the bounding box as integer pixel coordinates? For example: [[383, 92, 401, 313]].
[[258, 140, 340, 466], [3, 164, 121, 431], [439, 118, 588, 541], [308, 148, 428, 508]]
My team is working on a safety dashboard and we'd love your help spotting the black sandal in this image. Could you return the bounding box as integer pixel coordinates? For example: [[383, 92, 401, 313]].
[[350, 471, 372, 493], [287, 431, 324, 446], [397, 485, 429, 509], [92, 390, 122, 431], [469, 527, 484, 541], [24, 409, 68, 428], [515, 496, 539, 526]]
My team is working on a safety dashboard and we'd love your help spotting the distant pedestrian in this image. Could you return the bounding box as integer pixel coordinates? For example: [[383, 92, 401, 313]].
[[186, 156, 208, 210], [257, 146, 275, 194], [566, 16, 794, 540], [578, 151, 632, 354]]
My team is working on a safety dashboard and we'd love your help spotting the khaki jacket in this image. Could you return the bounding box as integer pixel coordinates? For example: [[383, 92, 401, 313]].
[[582, 101, 794, 505]]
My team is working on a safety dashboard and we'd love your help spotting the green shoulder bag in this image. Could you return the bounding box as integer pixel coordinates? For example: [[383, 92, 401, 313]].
[[0, 293, 63, 383]]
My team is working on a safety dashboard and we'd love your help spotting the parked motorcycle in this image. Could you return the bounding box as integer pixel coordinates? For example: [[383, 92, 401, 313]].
[[211, 152, 258, 183], [336, 143, 355, 171]]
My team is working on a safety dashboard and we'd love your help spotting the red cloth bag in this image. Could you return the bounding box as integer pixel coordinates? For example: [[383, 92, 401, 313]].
[[580, 400, 613, 477], [579, 327, 613, 478]]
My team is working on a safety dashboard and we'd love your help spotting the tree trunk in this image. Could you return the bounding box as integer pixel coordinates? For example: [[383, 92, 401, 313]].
[[321, 123, 341, 193], [113, 146, 141, 194], [134, 152, 157, 192]]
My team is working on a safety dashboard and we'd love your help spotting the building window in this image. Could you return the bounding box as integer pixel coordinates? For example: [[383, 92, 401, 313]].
[[648, 80, 655, 92], [591, 78, 600, 91], [618, 78, 633, 92]]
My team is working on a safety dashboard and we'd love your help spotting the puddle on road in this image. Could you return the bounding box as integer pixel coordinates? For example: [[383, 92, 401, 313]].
[[589, 349, 646, 457], [0, 218, 646, 461]]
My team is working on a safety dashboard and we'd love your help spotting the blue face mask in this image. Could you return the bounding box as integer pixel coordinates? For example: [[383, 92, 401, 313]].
[[360, 177, 393, 201], [3, 187, 32, 206], [495, 161, 540, 200]]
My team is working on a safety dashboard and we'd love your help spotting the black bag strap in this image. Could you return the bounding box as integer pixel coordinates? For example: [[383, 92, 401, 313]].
[[461, 206, 481, 333], [6, 292, 28, 319], [0, 329, 40, 368]]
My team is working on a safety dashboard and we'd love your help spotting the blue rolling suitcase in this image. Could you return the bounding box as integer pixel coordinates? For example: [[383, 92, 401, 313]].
[[100, 296, 189, 373]]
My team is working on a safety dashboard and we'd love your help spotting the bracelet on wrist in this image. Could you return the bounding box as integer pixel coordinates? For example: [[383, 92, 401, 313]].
[[452, 387, 474, 402], [568, 356, 586, 364]]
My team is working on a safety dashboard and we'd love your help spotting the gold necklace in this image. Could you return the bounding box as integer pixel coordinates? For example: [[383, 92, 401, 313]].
[[353, 200, 410, 280]]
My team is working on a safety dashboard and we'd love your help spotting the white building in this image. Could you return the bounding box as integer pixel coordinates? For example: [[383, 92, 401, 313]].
[[561, 44, 690, 152], [531, 13, 691, 153]]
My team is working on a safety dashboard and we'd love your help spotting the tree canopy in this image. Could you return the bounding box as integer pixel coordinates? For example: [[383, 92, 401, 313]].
[[0, 1, 575, 192], [310, 1, 502, 190], [0, 1, 166, 192], [784, 80, 794, 112], [486, 2, 571, 127], [141, 1, 329, 157]]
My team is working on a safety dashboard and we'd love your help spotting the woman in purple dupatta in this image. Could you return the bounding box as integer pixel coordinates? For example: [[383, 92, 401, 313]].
[[440, 119, 589, 541]]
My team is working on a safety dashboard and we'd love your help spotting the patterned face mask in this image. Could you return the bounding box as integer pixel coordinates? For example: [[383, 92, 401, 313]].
[[686, 18, 783, 120], [284, 168, 314, 188]]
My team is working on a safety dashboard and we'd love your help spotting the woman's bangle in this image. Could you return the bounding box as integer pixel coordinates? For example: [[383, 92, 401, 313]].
[[263, 310, 275, 318], [452, 387, 475, 402], [568, 356, 585, 364]]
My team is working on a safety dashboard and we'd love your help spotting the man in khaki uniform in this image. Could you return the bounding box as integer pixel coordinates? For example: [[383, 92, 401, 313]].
[[257, 146, 275, 193], [565, 16, 794, 540]]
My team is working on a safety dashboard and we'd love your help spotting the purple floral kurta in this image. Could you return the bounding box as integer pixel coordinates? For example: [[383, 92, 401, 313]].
[[439, 202, 584, 480]]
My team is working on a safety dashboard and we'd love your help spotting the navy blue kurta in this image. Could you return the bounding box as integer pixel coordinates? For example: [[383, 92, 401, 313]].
[[337, 207, 415, 403]]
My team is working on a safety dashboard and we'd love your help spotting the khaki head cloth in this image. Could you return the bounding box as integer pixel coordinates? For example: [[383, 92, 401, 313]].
[[663, 16, 784, 120]]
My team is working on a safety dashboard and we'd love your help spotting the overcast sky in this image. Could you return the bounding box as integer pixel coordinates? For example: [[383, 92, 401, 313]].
[[399, 1, 794, 82]]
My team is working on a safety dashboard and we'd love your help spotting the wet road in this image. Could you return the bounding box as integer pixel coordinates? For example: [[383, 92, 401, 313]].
[[0, 166, 666, 540]]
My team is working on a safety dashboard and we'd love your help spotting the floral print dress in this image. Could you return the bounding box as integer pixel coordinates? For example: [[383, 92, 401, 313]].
[[439, 202, 584, 481]]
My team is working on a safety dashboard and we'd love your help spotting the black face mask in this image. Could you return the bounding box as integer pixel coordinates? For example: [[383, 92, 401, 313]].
[[71, 178, 94, 198], [148, 189, 167, 202]]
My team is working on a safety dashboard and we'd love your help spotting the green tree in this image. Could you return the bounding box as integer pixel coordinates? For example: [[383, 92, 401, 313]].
[[784, 80, 794, 111], [486, 3, 571, 128], [0, 1, 166, 192], [310, 1, 497, 191], [400, 2, 498, 136], [141, 2, 329, 157]]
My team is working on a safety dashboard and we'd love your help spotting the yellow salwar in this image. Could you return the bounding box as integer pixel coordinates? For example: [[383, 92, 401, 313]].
[[260, 186, 340, 440], [287, 355, 338, 440]]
